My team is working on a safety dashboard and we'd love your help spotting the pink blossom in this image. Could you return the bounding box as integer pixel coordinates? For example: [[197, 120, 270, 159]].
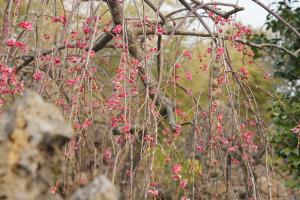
[[15, 41, 26, 49], [83, 27, 91, 34], [228, 146, 237, 152], [33, 71, 42, 81], [175, 63, 181, 68], [239, 67, 249, 77], [180, 179, 187, 189], [187, 88, 192, 96], [175, 125, 181, 135], [157, 24, 166, 35], [217, 75, 225, 85], [19, 21, 33, 31], [196, 145, 204, 153], [53, 58, 61, 65], [249, 120, 256, 127], [149, 182, 157, 187], [185, 71, 193, 80], [148, 189, 159, 196], [172, 163, 182, 175], [71, 31, 79, 38], [126, 170, 132, 177], [122, 124, 131, 133], [6, 38, 16, 47], [242, 131, 254, 144], [176, 108, 185, 116], [82, 119, 93, 129], [76, 41, 87, 49], [183, 50, 192, 59], [216, 47, 224, 58], [67, 56, 78, 63], [50, 186, 57, 194], [150, 47, 157, 53], [0, 98, 5, 106], [66, 78, 79, 86], [51, 15, 66, 25], [112, 24, 122, 34], [103, 148, 112, 164], [56, 99, 65, 106], [217, 114, 223, 122], [216, 124, 223, 134]]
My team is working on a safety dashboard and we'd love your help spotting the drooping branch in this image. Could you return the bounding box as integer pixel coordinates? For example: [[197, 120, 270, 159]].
[[104, 1, 177, 198], [106, 1, 176, 132]]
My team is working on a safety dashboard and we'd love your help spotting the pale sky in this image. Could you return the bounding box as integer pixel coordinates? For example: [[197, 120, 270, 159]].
[[230, 0, 274, 28], [213, 0, 299, 28], [200, 0, 275, 28]]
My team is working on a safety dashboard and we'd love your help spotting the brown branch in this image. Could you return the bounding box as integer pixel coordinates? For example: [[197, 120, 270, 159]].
[[16, 30, 115, 73], [135, 27, 211, 37], [178, 0, 214, 38], [166, 1, 244, 19], [144, 0, 167, 24], [191, 0, 244, 19], [252, 0, 300, 38], [16, 45, 66, 73], [236, 39, 300, 57]]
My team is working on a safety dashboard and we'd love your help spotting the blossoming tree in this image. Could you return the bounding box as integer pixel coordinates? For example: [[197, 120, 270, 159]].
[[1, 0, 299, 199]]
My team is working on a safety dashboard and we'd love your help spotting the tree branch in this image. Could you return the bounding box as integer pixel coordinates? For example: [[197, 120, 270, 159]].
[[252, 0, 300, 38], [144, 0, 167, 24], [236, 39, 300, 57], [178, 0, 214, 38]]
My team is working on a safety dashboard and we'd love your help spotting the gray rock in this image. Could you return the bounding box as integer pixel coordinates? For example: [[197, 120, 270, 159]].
[[0, 90, 72, 200], [70, 175, 119, 200]]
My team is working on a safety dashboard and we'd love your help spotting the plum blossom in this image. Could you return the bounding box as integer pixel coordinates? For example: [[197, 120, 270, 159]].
[[19, 21, 33, 31], [157, 24, 166, 35], [103, 148, 112, 164], [175, 63, 181, 68], [172, 163, 182, 175], [33, 71, 43, 81], [239, 67, 249, 77], [183, 50, 192, 59], [6, 38, 16, 47], [216, 47, 224, 58], [185, 71, 193, 80], [112, 24, 122, 34], [148, 189, 159, 196], [180, 179, 188, 189]]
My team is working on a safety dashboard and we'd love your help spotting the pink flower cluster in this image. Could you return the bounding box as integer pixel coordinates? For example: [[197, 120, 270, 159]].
[[112, 24, 122, 34], [51, 15, 67, 25], [0, 65, 23, 105], [18, 21, 33, 31], [6, 38, 26, 50], [157, 24, 166, 35]]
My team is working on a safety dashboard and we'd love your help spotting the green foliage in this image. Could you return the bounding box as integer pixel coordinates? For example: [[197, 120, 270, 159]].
[[272, 94, 300, 188], [251, 0, 300, 188]]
